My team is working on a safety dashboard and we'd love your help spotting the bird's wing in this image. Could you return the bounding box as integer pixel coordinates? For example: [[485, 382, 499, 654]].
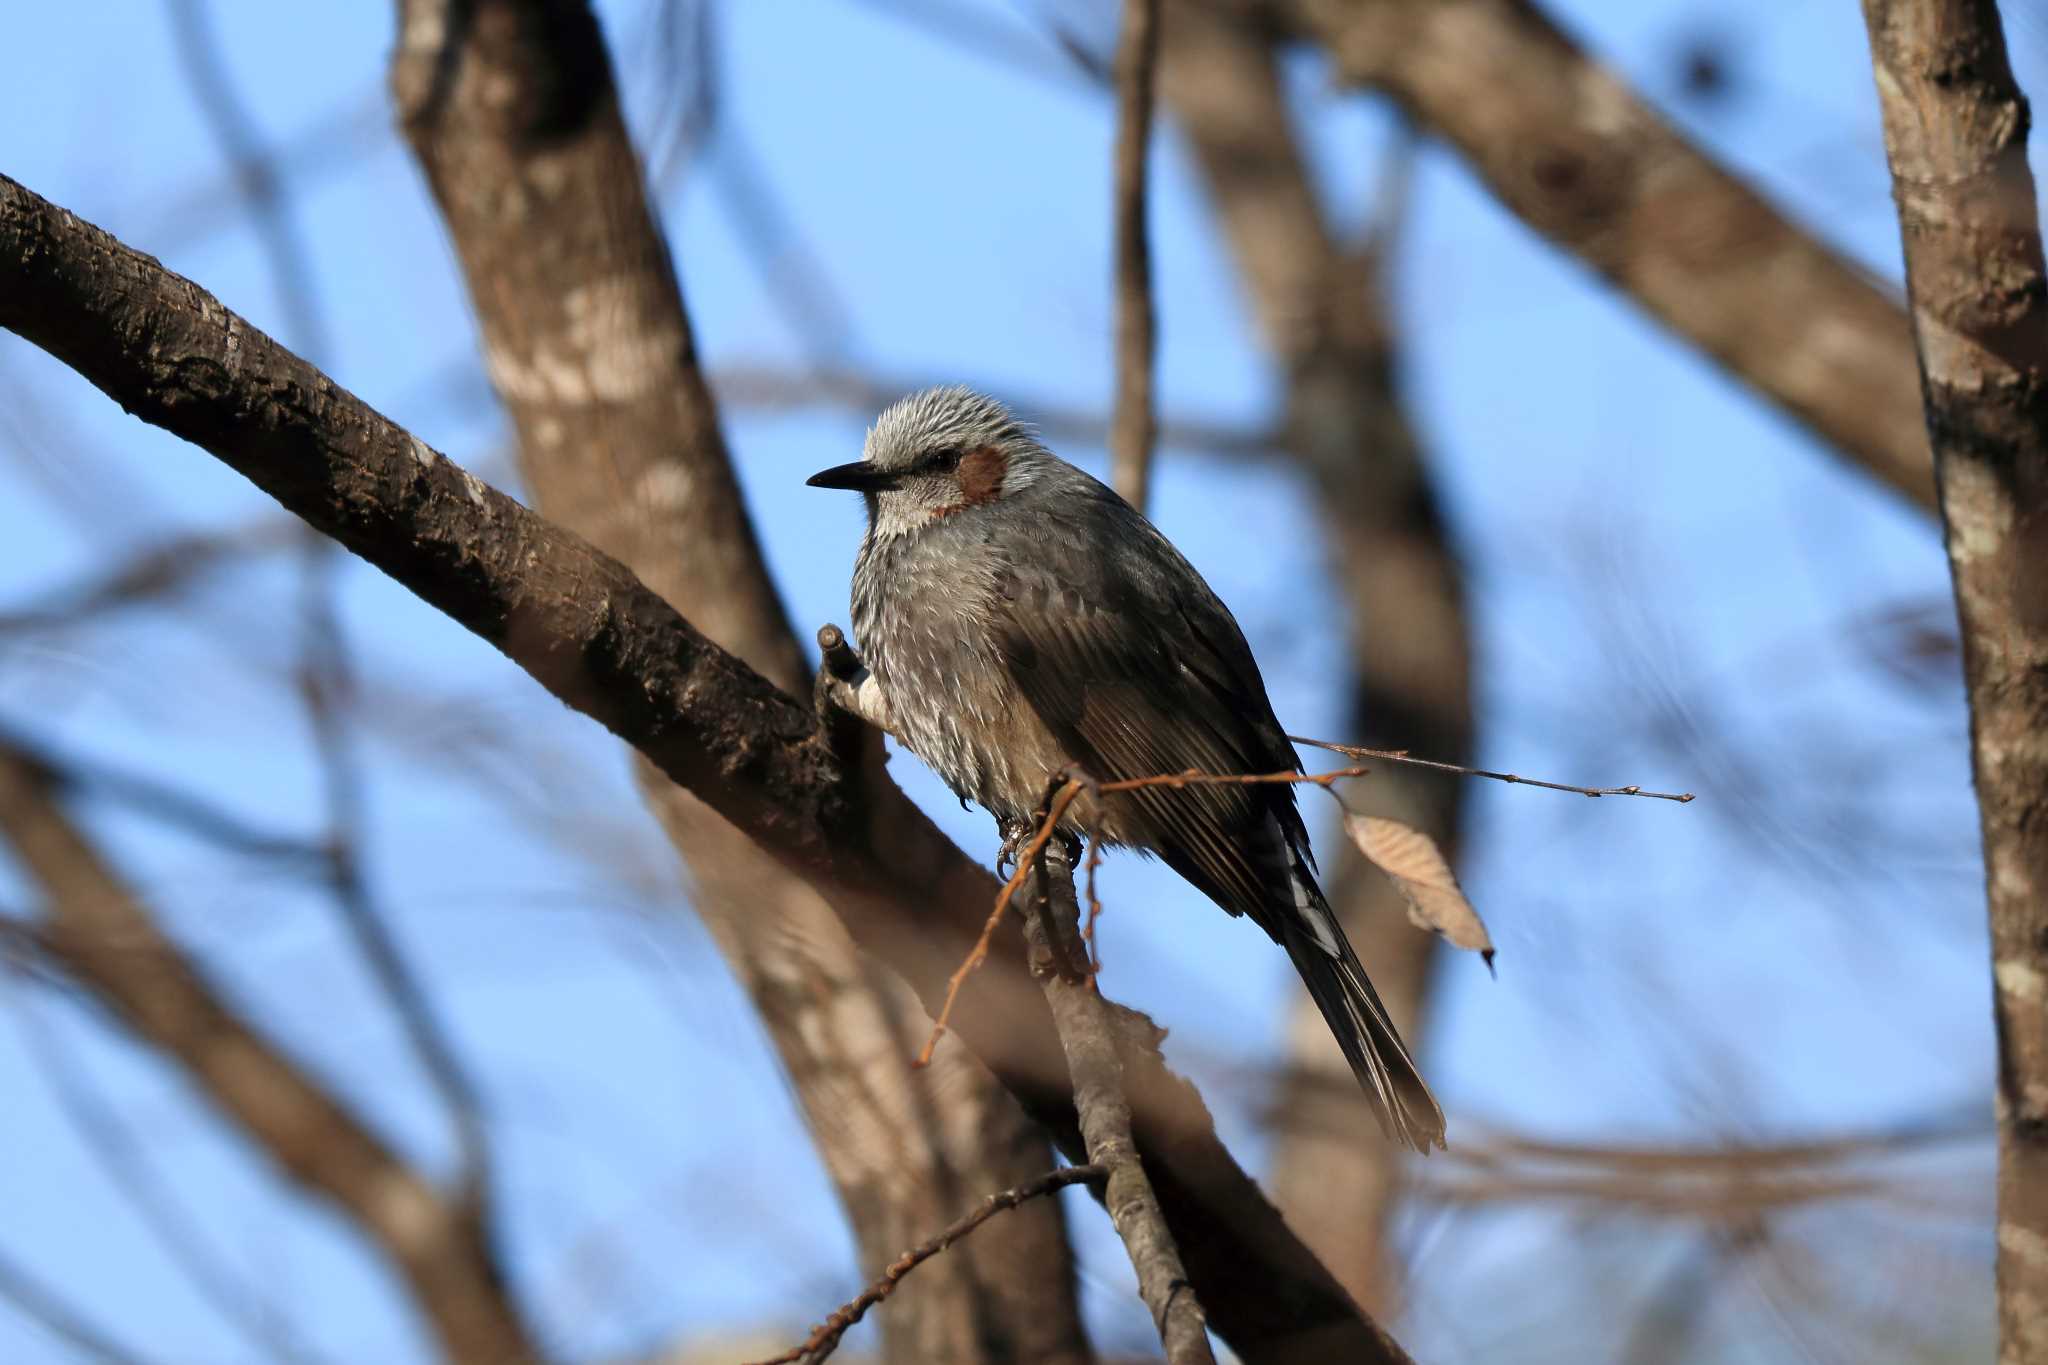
[[988, 506, 1305, 928]]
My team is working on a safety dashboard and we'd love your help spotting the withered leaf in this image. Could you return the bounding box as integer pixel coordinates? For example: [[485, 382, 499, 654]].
[[1345, 813, 1496, 974]]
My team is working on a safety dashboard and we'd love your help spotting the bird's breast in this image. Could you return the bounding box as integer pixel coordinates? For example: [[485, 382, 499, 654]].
[[851, 535, 1067, 825]]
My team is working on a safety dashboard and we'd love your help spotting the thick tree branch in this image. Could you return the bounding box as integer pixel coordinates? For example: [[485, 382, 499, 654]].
[[0, 745, 537, 1364], [1264, 0, 1937, 513], [0, 173, 1404, 1365], [1857, 5, 2048, 1360], [387, 3, 1084, 1357]]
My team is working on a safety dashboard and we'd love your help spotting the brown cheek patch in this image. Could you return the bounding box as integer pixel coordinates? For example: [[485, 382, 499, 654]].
[[957, 445, 1008, 505]]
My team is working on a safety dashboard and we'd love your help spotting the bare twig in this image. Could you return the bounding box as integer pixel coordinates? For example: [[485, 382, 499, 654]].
[[712, 362, 1276, 462], [166, 0, 333, 363], [747, 1163, 1108, 1365], [1289, 734, 1695, 802], [914, 779, 1086, 1066], [915, 765, 1374, 1060], [0, 721, 326, 865], [297, 547, 492, 1203], [1023, 837, 1215, 1364], [0, 522, 296, 635], [1110, 0, 1162, 511]]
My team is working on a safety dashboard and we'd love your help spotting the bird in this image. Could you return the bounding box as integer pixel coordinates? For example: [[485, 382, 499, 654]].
[[807, 386, 1445, 1151]]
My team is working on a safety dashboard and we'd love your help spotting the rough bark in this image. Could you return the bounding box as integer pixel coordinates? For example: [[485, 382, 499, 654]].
[[386, 6, 1085, 1360], [1022, 839, 1215, 1365], [1261, 0, 1937, 513], [0, 747, 537, 1364], [1857, 5, 2048, 1360], [0, 172, 1408, 1365], [1162, 4, 1469, 1316]]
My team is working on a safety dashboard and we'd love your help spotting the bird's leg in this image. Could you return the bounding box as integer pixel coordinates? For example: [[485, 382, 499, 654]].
[[995, 819, 1032, 879], [1049, 760, 1105, 866], [1012, 762, 1104, 983]]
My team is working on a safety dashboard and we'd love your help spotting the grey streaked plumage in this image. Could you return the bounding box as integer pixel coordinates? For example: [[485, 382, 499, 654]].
[[808, 386, 1445, 1150]]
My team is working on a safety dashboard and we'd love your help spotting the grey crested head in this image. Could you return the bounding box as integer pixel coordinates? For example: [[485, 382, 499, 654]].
[[805, 386, 1059, 539]]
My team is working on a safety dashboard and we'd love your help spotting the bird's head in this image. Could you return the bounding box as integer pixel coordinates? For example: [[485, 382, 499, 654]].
[[806, 386, 1050, 538]]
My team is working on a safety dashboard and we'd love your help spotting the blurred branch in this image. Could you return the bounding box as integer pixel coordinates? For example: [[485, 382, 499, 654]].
[[297, 549, 493, 1204], [0, 744, 536, 1363], [0, 720, 324, 865], [749, 1163, 1109, 1365], [1263, 0, 1938, 513], [166, 0, 333, 362], [6, 988, 336, 1364], [1857, 3, 2048, 1360], [0, 521, 297, 635], [1160, 0, 1471, 1316], [1109, 0, 1161, 510], [0, 171, 1410, 1365], [387, 2, 1083, 1358], [1021, 834, 1220, 1365], [0, 1241, 150, 1365], [711, 361, 1275, 460]]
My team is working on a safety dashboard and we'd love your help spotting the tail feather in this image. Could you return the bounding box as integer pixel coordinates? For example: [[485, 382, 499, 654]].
[[1280, 871, 1446, 1152]]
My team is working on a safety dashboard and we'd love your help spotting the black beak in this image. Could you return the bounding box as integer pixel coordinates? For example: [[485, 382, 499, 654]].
[[806, 461, 900, 492]]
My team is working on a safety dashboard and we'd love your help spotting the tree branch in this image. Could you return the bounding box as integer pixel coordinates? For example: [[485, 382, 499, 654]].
[[1022, 834, 1217, 1365], [1268, 0, 1937, 513], [0, 172, 1405, 1365], [749, 1164, 1109, 1365], [1110, 0, 1162, 511], [1856, 4, 2048, 1360], [0, 744, 537, 1363]]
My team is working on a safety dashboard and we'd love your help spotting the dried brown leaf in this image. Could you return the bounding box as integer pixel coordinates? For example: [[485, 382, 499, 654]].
[[1345, 813, 1495, 973]]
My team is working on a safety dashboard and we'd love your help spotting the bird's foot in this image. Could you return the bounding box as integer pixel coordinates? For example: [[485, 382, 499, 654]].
[[996, 823, 1030, 879]]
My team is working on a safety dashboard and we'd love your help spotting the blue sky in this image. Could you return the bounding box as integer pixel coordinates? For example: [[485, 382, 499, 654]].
[[0, 1, 2009, 1360]]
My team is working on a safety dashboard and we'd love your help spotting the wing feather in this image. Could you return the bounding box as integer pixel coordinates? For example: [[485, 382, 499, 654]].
[[988, 512, 1304, 932]]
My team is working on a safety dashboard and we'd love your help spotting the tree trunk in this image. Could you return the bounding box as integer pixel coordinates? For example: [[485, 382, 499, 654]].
[[1858, 4, 2048, 1361]]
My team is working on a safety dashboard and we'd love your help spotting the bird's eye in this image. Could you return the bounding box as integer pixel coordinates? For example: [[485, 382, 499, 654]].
[[925, 447, 962, 472]]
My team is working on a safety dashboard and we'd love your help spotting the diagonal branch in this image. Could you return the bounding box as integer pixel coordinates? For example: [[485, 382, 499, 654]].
[[1265, 0, 1937, 512], [0, 744, 537, 1364], [0, 172, 1406, 1365], [750, 1163, 1108, 1365]]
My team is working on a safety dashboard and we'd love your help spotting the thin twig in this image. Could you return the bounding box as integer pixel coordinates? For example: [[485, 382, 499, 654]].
[[1109, 0, 1161, 511], [746, 1163, 1107, 1365], [298, 547, 492, 1204], [1289, 734, 1696, 802], [913, 780, 1085, 1066], [0, 1241, 149, 1365], [1100, 765, 1373, 795]]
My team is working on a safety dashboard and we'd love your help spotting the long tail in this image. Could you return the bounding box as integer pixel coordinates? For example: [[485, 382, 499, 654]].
[[1279, 866, 1446, 1152]]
